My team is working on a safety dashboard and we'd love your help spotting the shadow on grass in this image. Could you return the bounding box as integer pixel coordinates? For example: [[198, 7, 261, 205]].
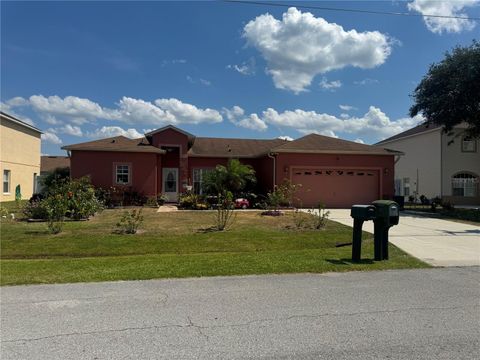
[[24, 230, 50, 235], [326, 258, 375, 266], [197, 226, 221, 233]]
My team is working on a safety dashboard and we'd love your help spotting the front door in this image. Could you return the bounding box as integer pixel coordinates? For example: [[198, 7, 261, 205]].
[[162, 168, 179, 202]]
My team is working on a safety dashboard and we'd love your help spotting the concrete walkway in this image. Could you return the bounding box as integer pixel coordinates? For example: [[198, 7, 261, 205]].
[[326, 209, 480, 267]]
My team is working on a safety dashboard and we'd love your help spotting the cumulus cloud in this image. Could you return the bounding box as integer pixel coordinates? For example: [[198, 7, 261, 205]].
[[226, 57, 256, 76], [354, 138, 365, 144], [354, 78, 379, 86], [87, 126, 143, 139], [278, 135, 294, 141], [0, 99, 35, 125], [243, 7, 393, 93], [261, 106, 423, 141], [319, 77, 342, 91], [408, 0, 479, 33], [339, 104, 357, 111], [154, 98, 222, 124], [223, 106, 267, 131], [57, 124, 83, 137], [41, 130, 62, 144]]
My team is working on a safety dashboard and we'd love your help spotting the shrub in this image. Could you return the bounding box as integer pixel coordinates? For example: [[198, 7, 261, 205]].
[[179, 191, 207, 210], [145, 196, 159, 207], [23, 200, 48, 219], [41, 167, 70, 194], [157, 194, 168, 206], [309, 203, 330, 229], [43, 194, 69, 234], [213, 191, 236, 231], [266, 180, 302, 213], [116, 208, 143, 234]]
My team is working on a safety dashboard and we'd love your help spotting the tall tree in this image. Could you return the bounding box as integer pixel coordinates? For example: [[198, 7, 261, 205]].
[[410, 41, 480, 137]]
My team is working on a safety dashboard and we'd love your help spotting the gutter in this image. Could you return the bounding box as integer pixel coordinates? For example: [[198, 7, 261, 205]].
[[268, 152, 277, 187]]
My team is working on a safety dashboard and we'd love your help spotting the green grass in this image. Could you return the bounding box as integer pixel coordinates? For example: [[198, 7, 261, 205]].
[[0, 209, 428, 286]]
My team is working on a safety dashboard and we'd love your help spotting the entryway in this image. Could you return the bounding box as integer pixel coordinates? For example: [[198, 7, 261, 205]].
[[162, 168, 178, 202]]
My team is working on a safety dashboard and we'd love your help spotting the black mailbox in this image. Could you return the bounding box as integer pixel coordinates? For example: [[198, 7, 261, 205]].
[[371, 200, 400, 261], [350, 205, 377, 262]]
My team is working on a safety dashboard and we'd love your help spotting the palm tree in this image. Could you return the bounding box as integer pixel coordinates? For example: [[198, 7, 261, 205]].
[[203, 159, 256, 197]]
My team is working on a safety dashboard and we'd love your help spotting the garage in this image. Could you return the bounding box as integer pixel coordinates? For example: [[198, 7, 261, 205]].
[[291, 168, 380, 208]]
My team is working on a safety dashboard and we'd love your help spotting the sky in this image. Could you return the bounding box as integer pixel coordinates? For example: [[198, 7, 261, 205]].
[[1, 0, 479, 155]]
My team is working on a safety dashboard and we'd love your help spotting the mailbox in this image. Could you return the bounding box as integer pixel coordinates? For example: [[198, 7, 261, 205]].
[[350, 205, 377, 262], [371, 200, 400, 261]]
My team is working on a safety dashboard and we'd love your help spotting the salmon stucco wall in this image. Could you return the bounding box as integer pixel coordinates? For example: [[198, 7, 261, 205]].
[[275, 153, 395, 199], [70, 151, 159, 196]]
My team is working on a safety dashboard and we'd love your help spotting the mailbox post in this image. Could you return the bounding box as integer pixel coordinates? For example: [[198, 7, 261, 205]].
[[371, 200, 399, 261], [350, 205, 376, 262]]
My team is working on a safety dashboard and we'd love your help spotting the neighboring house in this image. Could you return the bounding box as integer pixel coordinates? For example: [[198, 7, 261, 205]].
[[40, 156, 70, 175], [63, 125, 400, 208], [0, 111, 42, 202], [376, 123, 480, 205]]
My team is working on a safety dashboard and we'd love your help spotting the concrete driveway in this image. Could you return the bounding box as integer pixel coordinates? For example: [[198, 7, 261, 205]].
[[326, 209, 480, 267], [1, 268, 479, 359]]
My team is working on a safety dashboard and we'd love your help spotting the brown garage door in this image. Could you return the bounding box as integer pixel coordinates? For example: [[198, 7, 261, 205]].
[[291, 168, 380, 208]]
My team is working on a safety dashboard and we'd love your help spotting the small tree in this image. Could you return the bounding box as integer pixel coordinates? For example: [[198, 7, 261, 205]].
[[43, 194, 69, 234], [214, 191, 236, 231], [116, 209, 144, 234], [203, 159, 256, 197]]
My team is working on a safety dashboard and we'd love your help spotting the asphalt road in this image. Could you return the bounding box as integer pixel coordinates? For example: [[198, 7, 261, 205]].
[[1, 268, 479, 359]]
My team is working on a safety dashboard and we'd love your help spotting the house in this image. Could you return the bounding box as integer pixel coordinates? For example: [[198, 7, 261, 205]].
[[40, 156, 70, 175], [63, 125, 400, 208], [0, 112, 42, 202], [376, 123, 480, 205]]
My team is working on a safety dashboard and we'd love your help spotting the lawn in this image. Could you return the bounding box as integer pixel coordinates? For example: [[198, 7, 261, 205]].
[[0, 208, 428, 285]]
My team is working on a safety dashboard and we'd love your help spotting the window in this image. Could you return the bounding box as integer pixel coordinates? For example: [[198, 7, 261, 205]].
[[403, 177, 410, 197], [3, 170, 11, 194], [452, 173, 478, 197], [115, 164, 130, 185], [193, 168, 210, 194], [461, 136, 477, 153], [394, 179, 402, 195]]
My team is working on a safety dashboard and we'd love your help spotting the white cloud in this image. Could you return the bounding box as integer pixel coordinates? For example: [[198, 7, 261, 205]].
[[340, 113, 350, 119], [339, 104, 357, 111], [0, 100, 35, 125], [154, 98, 222, 124], [354, 78, 379, 86], [223, 106, 267, 131], [116, 97, 173, 124], [41, 130, 62, 144], [243, 7, 393, 93], [226, 57, 256, 76], [354, 138, 365, 144], [87, 126, 143, 139], [278, 135, 293, 141], [56, 124, 83, 137], [199, 78, 212, 86], [319, 77, 342, 91], [161, 59, 187, 67], [261, 106, 423, 141], [408, 0, 479, 33]]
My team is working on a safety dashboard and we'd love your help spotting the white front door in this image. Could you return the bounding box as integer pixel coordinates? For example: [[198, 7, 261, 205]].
[[162, 168, 179, 202]]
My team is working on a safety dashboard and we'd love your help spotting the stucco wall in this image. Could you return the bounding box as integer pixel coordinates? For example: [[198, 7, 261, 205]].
[[0, 118, 41, 202], [70, 151, 159, 196], [441, 130, 480, 197], [380, 129, 441, 199]]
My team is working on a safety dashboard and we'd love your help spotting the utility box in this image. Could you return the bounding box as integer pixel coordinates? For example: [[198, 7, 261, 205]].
[[350, 205, 377, 262], [371, 200, 400, 261]]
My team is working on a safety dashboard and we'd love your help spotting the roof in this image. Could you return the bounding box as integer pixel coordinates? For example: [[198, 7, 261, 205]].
[[376, 122, 441, 145], [145, 125, 195, 140], [41, 156, 70, 173], [0, 111, 43, 134], [62, 136, 166, 154], [271, 133, 402, 155], [188, 137, 287, 157]]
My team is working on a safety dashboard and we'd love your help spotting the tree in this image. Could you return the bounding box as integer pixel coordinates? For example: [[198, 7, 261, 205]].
[[203, 159, 256, 197], [409, 41, 480, 137]]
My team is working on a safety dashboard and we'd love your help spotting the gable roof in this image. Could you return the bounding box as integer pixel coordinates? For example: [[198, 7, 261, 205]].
[[376, 122, 441, 145], [0, 111, 43, 134], [62, 136, 166, 154], [188, 137, 287, 157], [41, 156, 70, 173], [145, 125, 195, 140], [271, 133, 401, 155]]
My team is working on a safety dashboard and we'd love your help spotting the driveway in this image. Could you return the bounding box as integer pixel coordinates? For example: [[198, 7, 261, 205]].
[[326, 209, 480, 267], [1, 268, 479, 359]]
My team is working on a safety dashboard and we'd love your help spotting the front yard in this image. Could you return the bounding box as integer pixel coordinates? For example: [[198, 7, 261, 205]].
[[0, 208, 428, 285]]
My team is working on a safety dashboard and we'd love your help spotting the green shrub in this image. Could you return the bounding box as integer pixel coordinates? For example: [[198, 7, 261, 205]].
[[116, 209, 143, 234], [145, 196, 159, 207], [43, 194, 69, 234], [179, 191, 207, 210], [23, 200, 48, 219], [213, 192, 235, 231]]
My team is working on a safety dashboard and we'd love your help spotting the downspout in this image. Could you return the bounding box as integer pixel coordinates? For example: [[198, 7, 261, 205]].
[[268, 152, 277, 188]]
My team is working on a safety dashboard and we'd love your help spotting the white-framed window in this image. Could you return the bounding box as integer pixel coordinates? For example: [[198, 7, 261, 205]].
[[3, 170, 11, 194], [461, 136, 477, 153], [192, 168, 211, 194], [394, 179, 402, 196], [452, 172, 478, 197], [403, 177, 410, 197], [115, 164, 130, 185]]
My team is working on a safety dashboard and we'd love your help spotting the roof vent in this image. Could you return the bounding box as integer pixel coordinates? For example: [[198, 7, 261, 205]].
[[111, 139, 116, 143]]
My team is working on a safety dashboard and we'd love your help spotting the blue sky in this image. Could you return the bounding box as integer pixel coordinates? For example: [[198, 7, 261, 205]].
[[1, 1, 479, 155]]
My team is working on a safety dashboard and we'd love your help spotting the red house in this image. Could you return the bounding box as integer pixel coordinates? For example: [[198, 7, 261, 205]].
[[62, 125, 400, 208]]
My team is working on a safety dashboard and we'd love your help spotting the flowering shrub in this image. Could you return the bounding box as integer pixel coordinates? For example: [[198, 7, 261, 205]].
[[116, 209, 143, 234], [43, 194, 69, 234]]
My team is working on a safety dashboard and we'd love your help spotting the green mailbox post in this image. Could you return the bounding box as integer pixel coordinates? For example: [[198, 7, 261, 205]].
[[371, 200, 400, 261], [350, 205, 376, 262]]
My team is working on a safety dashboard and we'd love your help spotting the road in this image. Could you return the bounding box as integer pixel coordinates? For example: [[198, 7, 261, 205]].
[[326, 209, 480, 267], [1, 268, 479, 359]]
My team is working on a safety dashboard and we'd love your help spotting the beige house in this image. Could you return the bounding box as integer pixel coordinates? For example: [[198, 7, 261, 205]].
[[0, 111, 42, 202], [377, 123, 480, 205]]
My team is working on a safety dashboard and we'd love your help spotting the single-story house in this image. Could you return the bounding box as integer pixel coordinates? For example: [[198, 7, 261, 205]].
[[40, 156, 70, 176], [376, 123, 480, 205], [63, 125, 401, 208]]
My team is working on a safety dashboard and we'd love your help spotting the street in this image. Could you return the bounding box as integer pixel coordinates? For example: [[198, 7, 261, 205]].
[[1, 267, 479, 359]]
